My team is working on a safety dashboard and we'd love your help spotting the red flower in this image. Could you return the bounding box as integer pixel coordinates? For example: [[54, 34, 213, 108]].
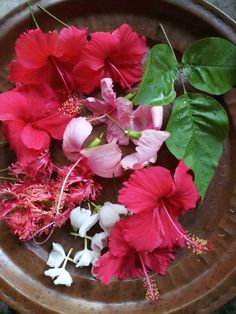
[[118, 162, 209, 253], [74, 24, 146, 93], [0, 84, 72, 165], [93, 219, 174, 303], [8, 27, 87, 93], [0, 160, 102, 240]]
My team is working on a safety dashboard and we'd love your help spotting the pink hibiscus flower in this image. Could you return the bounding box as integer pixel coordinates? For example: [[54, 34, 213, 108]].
[[73, 24, 146, 93], [62, 117, 122, 178], [93, 219, 175, 303], [118, 162, 211, 253], [8, 27, 87, 93], [83, 78, 133, 145], [0, 84, 72, 165]]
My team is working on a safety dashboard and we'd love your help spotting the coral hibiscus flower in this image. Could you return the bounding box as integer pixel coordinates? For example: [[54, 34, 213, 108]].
[[74, 24, 146, 93], [8, 27, 87, 93], [0, 84, 72, 165], [93, 219, 175, 303], [118, 162, 210, 253]]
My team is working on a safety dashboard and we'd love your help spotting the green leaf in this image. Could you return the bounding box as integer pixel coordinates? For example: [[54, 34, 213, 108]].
[[166, 93, 228, 198], [182, 37, 236, 95], [133, 44, 178, 106]]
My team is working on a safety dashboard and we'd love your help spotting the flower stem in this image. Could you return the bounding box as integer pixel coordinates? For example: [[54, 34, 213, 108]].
[[84, 238, 88, 250], [56, 157, 83, 213], [27, 1, 40, 28], [70, 232, 92, 240], [62, 248, 73, 269], [0, 141, 7, 145], [0, 168, 9, 172], [37, 5, 69, 27]]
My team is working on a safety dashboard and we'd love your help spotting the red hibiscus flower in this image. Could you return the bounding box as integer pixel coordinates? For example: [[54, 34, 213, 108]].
[[118, 161, 211, 253], [0, 84, 72, 165], [8, 27, 87, 93], [74, 24, 146, 93], [93, 219, 174, 303]]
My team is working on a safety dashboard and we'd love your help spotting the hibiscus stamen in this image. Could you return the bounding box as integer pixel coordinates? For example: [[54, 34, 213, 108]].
[[51, 57, 70, 95], [60, 97, 82, 116], [138, 253, 159, 304], [106, 60, 135, 93], [162, 205, 213, 254]]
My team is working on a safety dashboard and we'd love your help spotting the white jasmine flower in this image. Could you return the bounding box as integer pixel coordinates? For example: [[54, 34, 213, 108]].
[[91, 232, 108, 254], [70, 207, 99, 237], [74, 248, 98, 267], [99, 202, 128, 234], [47, 242, 66, 268], [44, 248, 73, 287], [44, 268, 73, 287]]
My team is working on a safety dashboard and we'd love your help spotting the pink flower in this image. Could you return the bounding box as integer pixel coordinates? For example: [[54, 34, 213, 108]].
[[133, 106, 163, 131], [8, 27, 87, 92], [63, 117, 122, 178], [93, 219, 174, 303], [0, 84, 72, 165], [121, 129, 170, 170], [83, 78, 133, 145], [118, 162, 206, 252], [74, 24, 146, 93]]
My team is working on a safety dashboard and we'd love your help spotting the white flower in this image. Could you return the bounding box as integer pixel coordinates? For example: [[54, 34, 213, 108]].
[[44, 247, 73, 287], [91, 232, 108, 254], [70, 207, 99, 237], [74, 248, 98, 267], [47, 243, 66, 268], [99, 202, 128, 234], [44, 268, 73, 287]]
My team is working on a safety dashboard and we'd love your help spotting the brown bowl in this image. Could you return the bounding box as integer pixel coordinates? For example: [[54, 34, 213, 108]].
[[0, 0, 236, 313]]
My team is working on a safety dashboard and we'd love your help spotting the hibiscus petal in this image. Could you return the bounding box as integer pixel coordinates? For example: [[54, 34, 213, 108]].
[[21, 124, 50, 150], [143, 248, 175, 275], [47, 243, 66, 268], [81, 142, 122, 178], [123, 210, 163, 252], [0, 90, 29, 120], [151, 106, 163, 130], [100, 78, 116, 104], [63, 117, 92, 161], [166, 161, 199, 215], [59, 26, 87, 66], [108, 219, 131, 257], [118, 166, 173, 213]]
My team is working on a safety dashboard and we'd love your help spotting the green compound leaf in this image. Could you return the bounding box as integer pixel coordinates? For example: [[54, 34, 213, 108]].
[[183, 37, 236, 95], [166, 92, 228, 198], [133, 44, 178, 106]]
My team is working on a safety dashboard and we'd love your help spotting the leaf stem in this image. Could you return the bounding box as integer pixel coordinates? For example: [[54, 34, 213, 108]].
[[27, 1, 40, 28], [159, 23, 177, 61], [37, 5, 69, 27]]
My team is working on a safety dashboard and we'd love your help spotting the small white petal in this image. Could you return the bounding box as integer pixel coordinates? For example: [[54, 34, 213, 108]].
[[54, 270, 73, 287], [44, 267, 64, 279], [79, 213, 99, 237], [47, 243, 66, 268], [74, 249, 94, 267], [91, 232, 108, 254], [70, 207, 92, 230], [44, 268, 73, 286], [99, 202, 127, 234]]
